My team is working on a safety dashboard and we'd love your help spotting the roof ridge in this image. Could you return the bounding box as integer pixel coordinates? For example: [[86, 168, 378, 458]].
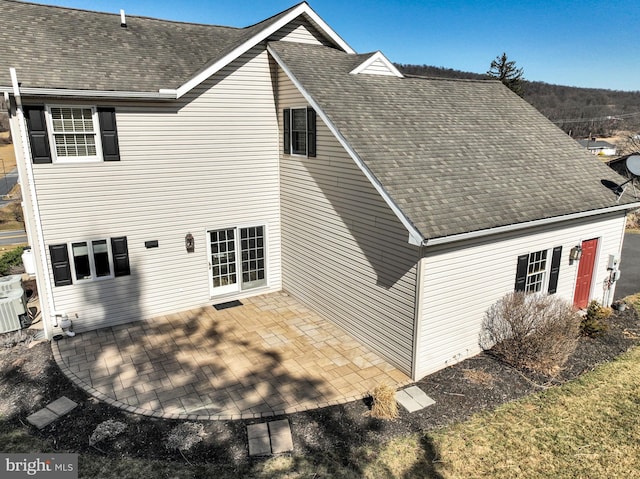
[[402, 72, 499, 84], [242, 1, 307, 29], [1, 0, 241, 30]]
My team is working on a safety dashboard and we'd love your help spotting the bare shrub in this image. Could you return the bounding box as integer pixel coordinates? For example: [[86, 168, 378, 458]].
[[165, 422, 207, 452], [370, 384, 399, 419], [480, 292, 581, 376], [89, 420, 127, 446], [627, 210, 640, 230]]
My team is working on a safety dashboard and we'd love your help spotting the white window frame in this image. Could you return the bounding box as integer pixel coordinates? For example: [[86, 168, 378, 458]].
[[68, 238, 114, 282], [525, 248, 549, 293], [207, 224, 268, 296], [45, 105, 104, 163], [288, 106, 308, 157]]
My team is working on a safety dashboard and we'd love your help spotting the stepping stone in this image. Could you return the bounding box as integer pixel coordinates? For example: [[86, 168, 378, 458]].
[[247, 423, 271, 456], [26, 408, 59, 429], [395, 386, 435, 413], [268, 419, 293, 454], [25, 396, 79, 430], [247, 419, 294, 456], [46, 396, 78, 416]]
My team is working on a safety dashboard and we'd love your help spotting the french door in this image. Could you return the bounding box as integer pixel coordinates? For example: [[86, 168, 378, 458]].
[[208, 226, 266, 295]]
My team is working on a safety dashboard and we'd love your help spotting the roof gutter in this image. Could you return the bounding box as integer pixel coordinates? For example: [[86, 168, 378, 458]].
[[423, 201, 640, 247], [0, 85, 177, 100]]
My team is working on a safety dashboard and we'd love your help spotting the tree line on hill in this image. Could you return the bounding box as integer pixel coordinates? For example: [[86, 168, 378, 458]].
[[397, 63, 640, 140]]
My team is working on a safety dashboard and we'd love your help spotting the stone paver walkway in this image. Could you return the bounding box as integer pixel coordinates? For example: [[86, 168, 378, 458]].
[[52, 292, 411, 420]]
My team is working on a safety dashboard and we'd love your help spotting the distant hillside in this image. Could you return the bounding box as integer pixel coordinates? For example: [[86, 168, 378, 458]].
[[397, 64, 640, 139]]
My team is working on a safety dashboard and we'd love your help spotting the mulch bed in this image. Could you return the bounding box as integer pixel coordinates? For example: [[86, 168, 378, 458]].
[[1, 306, 638, 471]]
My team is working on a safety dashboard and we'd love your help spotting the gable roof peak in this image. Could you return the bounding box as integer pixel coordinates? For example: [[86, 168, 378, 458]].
[[350, 51, 403, 77]]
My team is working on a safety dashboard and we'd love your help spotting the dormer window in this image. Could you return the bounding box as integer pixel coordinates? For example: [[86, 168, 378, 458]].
[[283, 107, 316, 157]]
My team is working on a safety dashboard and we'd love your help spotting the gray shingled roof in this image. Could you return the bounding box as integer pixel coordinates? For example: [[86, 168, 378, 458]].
[[270, 41, 636, 240], [0, 0, 300, 92]]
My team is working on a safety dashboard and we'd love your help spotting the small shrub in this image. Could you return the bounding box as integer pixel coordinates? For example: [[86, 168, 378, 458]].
[[165, 422, 207, 452], [89, 420, 127, 446], [0, 246, 24, 275], [370, 384, 399, 419], [581, 300, 611, 337], [481, 292, 581, 376]]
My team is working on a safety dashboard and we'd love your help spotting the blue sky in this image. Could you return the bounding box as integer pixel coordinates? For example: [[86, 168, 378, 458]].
[[35, 0, 640, 91]]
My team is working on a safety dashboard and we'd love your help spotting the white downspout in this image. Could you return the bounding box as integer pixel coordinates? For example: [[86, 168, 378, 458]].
[[411, 247, 425, 381], [9, 67, 56, 339]]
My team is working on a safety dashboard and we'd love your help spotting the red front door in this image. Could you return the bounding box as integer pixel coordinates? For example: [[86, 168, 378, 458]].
[[573, 238, 598, 309]]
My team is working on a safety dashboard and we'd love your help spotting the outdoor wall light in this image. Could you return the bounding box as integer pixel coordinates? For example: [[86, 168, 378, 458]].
[[185, 233, 195, 253], [569, 245, 582, 261]]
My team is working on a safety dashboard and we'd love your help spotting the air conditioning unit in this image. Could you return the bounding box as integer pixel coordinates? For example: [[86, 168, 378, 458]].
[[0, 288, 28, 334], [0, 274, 23, 293]]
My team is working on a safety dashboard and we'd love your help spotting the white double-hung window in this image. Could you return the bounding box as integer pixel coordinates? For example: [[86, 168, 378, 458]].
[[47, 106, 102, 162]]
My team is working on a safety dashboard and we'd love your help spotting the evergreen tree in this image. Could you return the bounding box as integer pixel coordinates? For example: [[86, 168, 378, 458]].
[[487, 53, 525, 96]]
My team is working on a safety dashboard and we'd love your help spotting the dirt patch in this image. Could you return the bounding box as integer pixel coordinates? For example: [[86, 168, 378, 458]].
[[0, 306, 638, 470]]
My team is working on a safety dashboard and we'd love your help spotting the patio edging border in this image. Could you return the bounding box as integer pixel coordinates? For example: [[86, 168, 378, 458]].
[[51, 340, 412, 421]]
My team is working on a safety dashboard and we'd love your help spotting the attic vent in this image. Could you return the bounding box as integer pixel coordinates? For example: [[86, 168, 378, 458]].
[[120, 9, 126, 28], [349, 51, 404, 78]]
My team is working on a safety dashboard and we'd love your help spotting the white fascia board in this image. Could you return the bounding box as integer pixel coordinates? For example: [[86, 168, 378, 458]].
[[423, 202, 640, 247], [268, 44, 424, 247], [175, 2, 355, 99], [349, 51, 404, 77], [10, 87, 176, 100]]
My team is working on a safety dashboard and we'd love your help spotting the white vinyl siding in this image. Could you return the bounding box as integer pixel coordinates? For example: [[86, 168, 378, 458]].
[[268, 16, 328, 45], [416, 212, 627, 379], [278, 67, 418, 375], [32, 45, 282, 331]]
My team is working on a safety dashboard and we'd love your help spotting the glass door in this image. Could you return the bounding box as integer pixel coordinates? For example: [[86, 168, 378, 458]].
[[209, 228, 238, 295]]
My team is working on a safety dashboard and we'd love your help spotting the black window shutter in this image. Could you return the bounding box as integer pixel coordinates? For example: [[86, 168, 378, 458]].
[[49, 244, 72, 286], [111, 237, 131, 277], [547, 246, 563, 294], [514, 253, 529, 292], [97, 107, 120, 161], [23, 106, 52, 164], [283, 109, 291, 154], [307, 107, 316, 157]]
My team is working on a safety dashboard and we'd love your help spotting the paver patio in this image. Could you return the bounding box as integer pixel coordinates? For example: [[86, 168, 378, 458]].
[[52, 291, 411, 420]]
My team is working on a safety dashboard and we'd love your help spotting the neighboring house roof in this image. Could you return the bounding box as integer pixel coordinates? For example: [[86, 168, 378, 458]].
[[577, 139, 616, 149], [268, 41, 637, 242], [0, 0, 351, 96]]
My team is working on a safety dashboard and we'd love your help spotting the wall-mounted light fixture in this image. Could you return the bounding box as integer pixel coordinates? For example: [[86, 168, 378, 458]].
[[185, 233, 195, 253], [569, 245, 582, 261]]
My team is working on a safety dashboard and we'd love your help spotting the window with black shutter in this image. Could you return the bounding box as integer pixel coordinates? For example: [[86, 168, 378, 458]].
[[515, 246, 562, 294], [97, 107, 120, 161], [50, 236, 130, 285], [547, 246, 563, 294], [283, 107, 316, 157], [24, 106, 52, 164], [49, 244, 72, 286], [111, 237, 131, 277], [24, 104, 119, 163]]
